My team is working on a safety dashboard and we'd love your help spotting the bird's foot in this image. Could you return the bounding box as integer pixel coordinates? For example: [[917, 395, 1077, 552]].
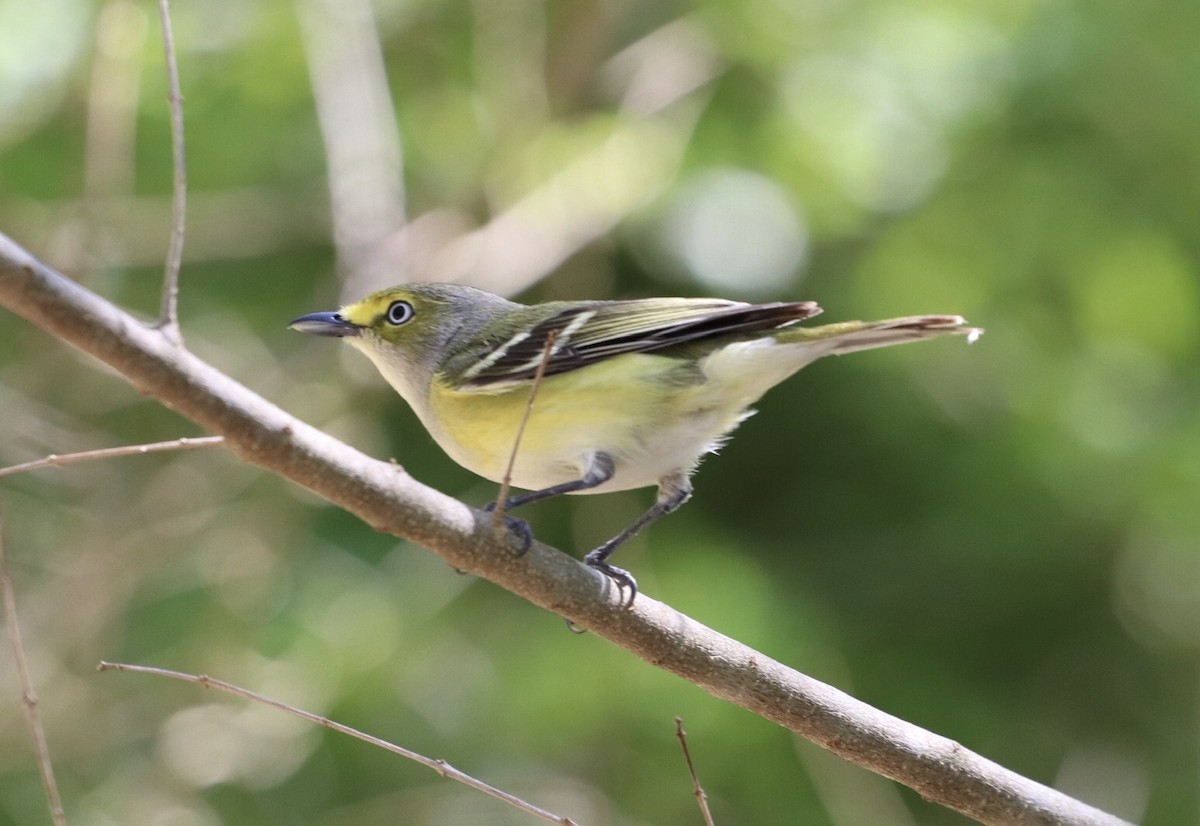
[[505, 516, 533, 554], [490, 513, 531, 555], [583, 550, 638, 609]]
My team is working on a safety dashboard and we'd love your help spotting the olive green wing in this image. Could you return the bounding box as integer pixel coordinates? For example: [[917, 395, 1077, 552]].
[[458, 297, 822, 389]]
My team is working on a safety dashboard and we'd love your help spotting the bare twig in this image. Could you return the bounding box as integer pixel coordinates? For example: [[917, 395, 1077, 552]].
[[0, 436, 224, 479], [492, 330, 558, 532], [97, 661, 577, 825], [1, 504, 67, 826], [155, 0, 186, 339], [675, 717, 715, 826], [0, 235, 1133, 826]]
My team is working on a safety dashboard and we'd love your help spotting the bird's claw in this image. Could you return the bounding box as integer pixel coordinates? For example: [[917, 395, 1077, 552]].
[[583, 553, 638, 609], [501, 515, 532, 555]]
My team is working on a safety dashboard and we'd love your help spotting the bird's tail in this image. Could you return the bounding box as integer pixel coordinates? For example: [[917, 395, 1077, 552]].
[[775, 315, 983, 355]]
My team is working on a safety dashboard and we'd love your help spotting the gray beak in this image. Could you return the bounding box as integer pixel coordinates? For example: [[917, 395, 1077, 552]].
[[288, 311, 361, 338]]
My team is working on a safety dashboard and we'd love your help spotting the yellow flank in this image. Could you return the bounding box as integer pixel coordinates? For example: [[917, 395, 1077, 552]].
[[428, 353, 733, 492]]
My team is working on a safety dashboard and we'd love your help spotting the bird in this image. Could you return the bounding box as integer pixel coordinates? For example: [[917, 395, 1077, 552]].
[[291, 283, 981, 605]]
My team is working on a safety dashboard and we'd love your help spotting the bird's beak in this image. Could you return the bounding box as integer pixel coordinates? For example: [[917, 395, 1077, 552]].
[[288, 311, 362, 338]]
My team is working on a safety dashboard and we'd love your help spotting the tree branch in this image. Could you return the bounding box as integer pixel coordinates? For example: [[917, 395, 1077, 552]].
[[0, 231, 1129, 826]]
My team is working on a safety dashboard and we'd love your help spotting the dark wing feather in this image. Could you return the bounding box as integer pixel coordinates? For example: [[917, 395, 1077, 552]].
[[462, 298, 822, 389]]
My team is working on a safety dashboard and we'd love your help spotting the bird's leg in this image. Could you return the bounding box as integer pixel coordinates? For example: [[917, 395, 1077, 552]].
[[485, 453, 616, 551], [485, 452, 615, 511], [584, 471, 693, 607]]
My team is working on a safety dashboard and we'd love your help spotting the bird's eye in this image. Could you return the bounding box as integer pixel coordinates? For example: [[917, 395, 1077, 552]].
[[385, 300, 414, 326]]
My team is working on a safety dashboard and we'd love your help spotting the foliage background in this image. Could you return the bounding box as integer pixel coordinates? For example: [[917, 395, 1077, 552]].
[[0, 0, 1196, 823]]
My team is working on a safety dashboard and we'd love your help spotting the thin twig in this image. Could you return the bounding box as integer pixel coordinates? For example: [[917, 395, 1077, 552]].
[[1, 503, 67, 826], [0, 436, 224, 479], [155, 0, 186, 340], [491, 329, 558, 532], [97, 661, 577, 825], [675, 717, 715, 826]]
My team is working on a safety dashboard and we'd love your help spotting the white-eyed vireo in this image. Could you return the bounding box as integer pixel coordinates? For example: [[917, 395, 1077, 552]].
[[291, 284, 980, 604]]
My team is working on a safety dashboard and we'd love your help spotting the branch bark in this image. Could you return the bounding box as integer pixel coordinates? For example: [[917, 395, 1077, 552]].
[[0, 231, 1130, 826]]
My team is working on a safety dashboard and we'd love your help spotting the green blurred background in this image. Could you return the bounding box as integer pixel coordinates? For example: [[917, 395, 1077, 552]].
[[1, 0, 1196, 823]]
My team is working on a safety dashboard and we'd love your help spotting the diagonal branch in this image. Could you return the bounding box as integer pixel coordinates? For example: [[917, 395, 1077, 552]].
[[0, 231, 1130, 826], [97, 661, 576, 825]]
